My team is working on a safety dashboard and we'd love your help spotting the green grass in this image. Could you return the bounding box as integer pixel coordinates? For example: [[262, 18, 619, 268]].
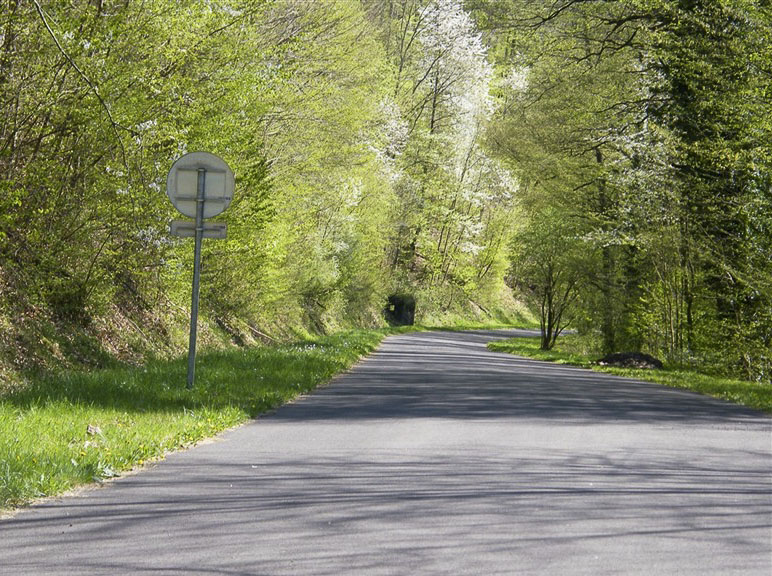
[[488, 335, 772, 414], [421, 308, 538, 332], [0, 330, 385, 511]]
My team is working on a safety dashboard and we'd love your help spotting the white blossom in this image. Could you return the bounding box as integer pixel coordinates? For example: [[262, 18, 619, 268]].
[[502, 65, 529, 93]]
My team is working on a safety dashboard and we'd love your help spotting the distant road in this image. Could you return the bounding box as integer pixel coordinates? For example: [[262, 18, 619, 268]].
[[2, 329, 770, 575]]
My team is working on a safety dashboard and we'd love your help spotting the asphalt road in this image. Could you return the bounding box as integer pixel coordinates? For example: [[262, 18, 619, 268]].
[[2, 329, 771, 575]]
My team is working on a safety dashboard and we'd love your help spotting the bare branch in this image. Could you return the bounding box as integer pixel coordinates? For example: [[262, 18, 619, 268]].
[[32, 0, 130, 174]]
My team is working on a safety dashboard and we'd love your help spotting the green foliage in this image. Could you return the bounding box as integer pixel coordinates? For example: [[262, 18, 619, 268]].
[[481, 0, 772, 381], [0, 0, 526, 377], [643, 0, 772, 380]]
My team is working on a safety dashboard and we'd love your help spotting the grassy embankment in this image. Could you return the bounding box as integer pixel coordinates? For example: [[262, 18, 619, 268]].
[[0, 329, 406, 512], [488, 335, 772, 414]]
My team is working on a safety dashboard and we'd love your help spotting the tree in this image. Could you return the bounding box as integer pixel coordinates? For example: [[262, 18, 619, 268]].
[[508, 205, 586, 350], [480, 0, 772, 378], [364, 0, 518, 315], [485, 0, 646, 353], [644, 0, 772, 377]]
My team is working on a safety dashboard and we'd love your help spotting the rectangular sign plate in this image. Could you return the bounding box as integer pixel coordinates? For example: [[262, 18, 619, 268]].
[[170, 220, 227, 239]]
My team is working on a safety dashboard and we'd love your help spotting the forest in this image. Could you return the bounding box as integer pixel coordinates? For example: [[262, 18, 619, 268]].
[[1, 0, 770, 383]]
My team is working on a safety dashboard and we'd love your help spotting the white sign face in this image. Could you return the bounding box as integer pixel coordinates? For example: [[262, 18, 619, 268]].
[[166, 151, 235, 218]]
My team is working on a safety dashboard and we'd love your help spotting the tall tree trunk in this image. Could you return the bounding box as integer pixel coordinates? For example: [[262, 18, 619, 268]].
[[595, 147, 615, 354]]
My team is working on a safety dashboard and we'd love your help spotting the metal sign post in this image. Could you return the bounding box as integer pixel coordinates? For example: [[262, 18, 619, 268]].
[[166, 152, 234, 389], [186, 168, 206, 389]]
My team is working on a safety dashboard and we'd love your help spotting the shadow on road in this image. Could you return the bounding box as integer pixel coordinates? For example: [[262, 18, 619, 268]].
[[269, 330, 771, 426], [4, 448, 770, 575]]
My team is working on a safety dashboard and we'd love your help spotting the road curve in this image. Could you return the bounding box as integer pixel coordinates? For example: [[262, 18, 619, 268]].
[[1, 329, 770, 575]]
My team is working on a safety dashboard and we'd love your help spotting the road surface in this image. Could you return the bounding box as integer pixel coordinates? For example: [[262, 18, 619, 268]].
[[1, 329, 770, 575]]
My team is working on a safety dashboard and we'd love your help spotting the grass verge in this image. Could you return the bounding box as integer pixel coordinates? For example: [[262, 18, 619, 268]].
[[1, 330, 386, 512], [488, 335, 772, 414]]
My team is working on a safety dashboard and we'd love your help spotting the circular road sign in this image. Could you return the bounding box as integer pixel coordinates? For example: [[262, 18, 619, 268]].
[[166, 151, 235, 219]]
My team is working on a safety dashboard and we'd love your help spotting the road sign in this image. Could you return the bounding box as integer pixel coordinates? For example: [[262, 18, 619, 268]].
[[170, 220, 227, 239], [165, 151, 234, 390], [166, 151, 234, 219]]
